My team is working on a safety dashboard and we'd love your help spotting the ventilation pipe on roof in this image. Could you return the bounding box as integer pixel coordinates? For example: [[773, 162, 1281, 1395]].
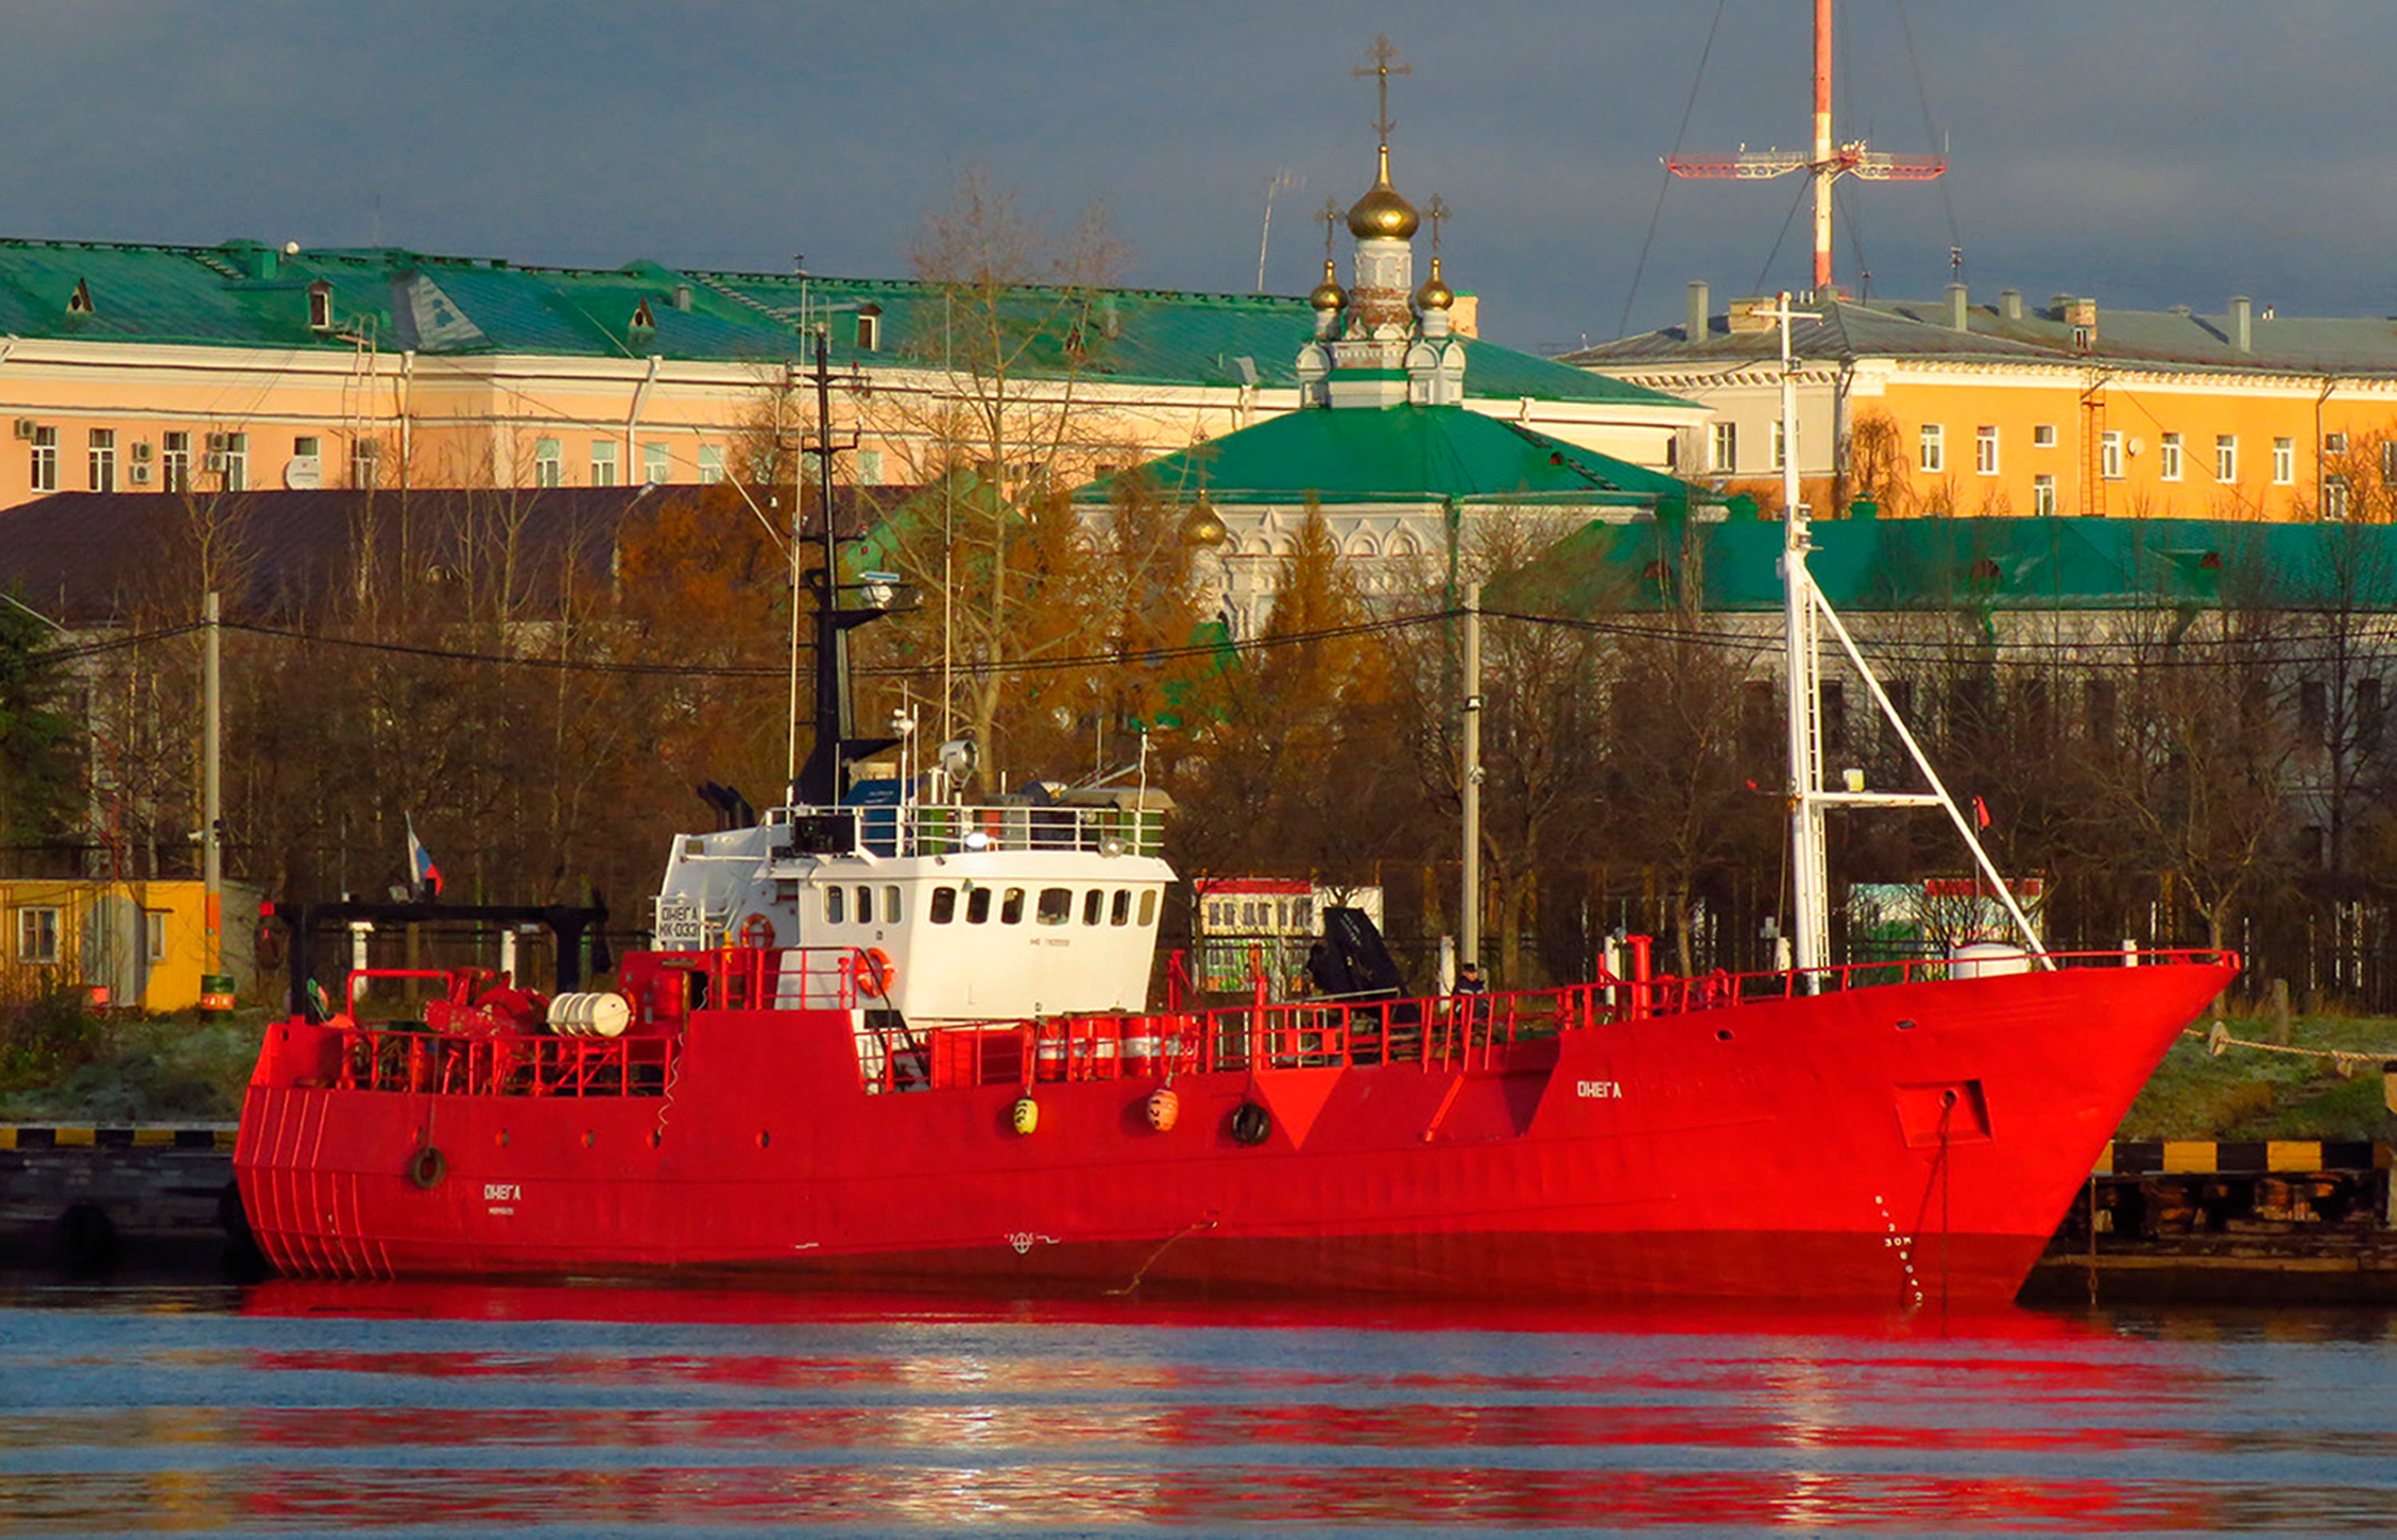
[[1946, 283, 1969, 331], [1998, 288, 2022, 322], [1687, 280, 1709, 341], [2231, 296, 2252, 353], [671, 284, 693, 312]]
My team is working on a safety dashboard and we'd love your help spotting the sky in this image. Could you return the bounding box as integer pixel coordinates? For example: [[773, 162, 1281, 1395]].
[[6, 1, 2397, 353]]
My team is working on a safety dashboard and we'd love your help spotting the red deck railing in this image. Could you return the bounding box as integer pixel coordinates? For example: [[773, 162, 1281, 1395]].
[[886, 947, 2236, 1094]]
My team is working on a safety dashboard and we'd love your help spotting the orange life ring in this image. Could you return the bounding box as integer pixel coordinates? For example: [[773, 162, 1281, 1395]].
[[737, 913, 776, 949], [859, 947, 896, 995]]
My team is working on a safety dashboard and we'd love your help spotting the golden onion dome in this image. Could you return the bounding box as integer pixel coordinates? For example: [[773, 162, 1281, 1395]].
[[1309, 259, 1348, 311], [1414, 256, 1454, 312], [1346, 143, 1419, 240]]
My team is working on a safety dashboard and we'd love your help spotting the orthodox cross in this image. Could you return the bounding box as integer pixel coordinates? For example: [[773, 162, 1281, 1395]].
[[1354, 34, 1410, 141], [1425, 194, 1449, 253], [1318, 196, 1343, 259]]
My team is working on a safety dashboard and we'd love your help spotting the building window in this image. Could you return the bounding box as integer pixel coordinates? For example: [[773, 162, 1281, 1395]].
[[591, 440, 619, 486], [2033, 423, 2057, 448], [210, 431, 247, 490], [15, 907, 60, 965], [534, 438, 562, 487], [145, 911, 167, 965], [2325, 431, 2348, 454], [2216, 435, 2237, 482], [294, 435, 320, 460], [2381, 441, 2397, 484], [857, 310, 881, 351], [2101, 430, 2123, 480], [642, 443, 670, 486], [88, 428, 116, 491], [2159, 432, 2182, 481], [1918, 423, 1943, 474], [855, 448, 883, 486], [352, 438, 381, 490], [2273, 436, 2295, 485], [1711, 421, 1737, 473], [2300, 679, 2327, 744], [308, 281, 333, 331], [2033, 474, 2057, 515], [30, 426, 56, 492], [161, 431, 190, 492], [2327, 474, 2352, 522], [697, 444, 725, 485], [1975, 426, 1998, 475]]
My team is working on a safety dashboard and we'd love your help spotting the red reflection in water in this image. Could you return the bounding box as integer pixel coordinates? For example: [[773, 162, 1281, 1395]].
[[49, 1462, 2355, 1532]]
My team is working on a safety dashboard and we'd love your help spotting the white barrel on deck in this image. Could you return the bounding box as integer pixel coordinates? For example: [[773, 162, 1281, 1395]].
[[547, 990, 632, 1038], [1949, 943, 2033, 980]]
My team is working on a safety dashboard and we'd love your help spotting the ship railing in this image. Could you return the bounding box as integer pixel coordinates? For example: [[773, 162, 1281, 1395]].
[[330, 1022, 676, 1098], [1604, 946, 2239, 1016], [826, 800, 1166, 859], [901, 946, 2236, 1093]]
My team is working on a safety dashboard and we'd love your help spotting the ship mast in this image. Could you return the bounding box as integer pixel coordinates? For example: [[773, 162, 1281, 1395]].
[[1767, 296, 2049, 974], [1665, 0, 1946, 294]]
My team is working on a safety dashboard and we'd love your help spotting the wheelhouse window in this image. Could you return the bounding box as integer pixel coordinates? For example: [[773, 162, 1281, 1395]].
[[884, 886, 900, 923], [1036, 887, 1072, 925], [1083, 889, 1104, 925], [854, 886, 873, 925], [1000, 887, 1026, 924], [930, 886, 956, 923], [966, 887, 992, 924], [1111, 890, 1131, 927], [825, 887, 845, 924], [1139, 890, 1158, 926]]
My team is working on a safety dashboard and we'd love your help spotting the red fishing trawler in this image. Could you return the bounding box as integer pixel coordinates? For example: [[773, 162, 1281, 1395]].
[[233, 311, 2236, 1308]]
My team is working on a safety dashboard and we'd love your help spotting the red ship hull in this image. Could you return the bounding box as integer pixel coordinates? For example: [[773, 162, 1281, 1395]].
[[235, 954, 2234, 1307]]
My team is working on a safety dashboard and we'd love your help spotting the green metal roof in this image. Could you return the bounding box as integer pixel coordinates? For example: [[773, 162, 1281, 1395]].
[[1076, 403, 1699, 508], [1501, 514, 2397, 615], [0, 237, 1687, 411]]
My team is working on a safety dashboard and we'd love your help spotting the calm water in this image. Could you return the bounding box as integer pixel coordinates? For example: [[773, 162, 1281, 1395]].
[[0, 1282, 2392, 1537]]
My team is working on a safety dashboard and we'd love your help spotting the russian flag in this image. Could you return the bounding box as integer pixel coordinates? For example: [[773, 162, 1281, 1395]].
[[406, 814, 444, 899]]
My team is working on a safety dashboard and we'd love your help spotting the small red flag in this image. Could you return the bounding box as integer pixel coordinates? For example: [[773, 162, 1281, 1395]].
[[1972, 796, 1991, 830]]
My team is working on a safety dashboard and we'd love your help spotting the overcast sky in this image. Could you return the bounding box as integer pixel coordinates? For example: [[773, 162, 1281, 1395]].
[[6, 2, 2395, 352]]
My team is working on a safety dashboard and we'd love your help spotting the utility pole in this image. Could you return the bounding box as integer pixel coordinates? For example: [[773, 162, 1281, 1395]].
[[201, 589, 225, 1003], [1461, 581, 1482, 970]]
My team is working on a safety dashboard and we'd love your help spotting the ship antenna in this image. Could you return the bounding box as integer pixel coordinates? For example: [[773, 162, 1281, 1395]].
[[1766, 295, 2049, 975]]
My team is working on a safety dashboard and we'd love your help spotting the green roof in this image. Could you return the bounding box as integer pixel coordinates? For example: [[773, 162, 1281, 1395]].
[[0, 237, 1687, 411], [1501, 514, 2397, 614], [1078, 403, 1700, 508]]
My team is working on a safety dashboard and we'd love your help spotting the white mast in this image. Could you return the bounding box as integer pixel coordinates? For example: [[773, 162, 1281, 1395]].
[[1768, 296, 2051, 974]]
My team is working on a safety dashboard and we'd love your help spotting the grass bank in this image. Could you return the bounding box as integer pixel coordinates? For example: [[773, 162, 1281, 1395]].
[[2117, 1011, 2397, 1143], [0, 993, 260, 1122]]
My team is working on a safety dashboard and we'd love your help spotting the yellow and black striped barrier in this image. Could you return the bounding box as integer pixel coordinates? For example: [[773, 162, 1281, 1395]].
[[0, 1125, 237, 1152], [2097, 1139, 2388, 1176]]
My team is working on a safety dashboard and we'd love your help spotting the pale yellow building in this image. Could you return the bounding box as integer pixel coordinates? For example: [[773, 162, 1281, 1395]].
[[0, 240, 1699, 516]]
